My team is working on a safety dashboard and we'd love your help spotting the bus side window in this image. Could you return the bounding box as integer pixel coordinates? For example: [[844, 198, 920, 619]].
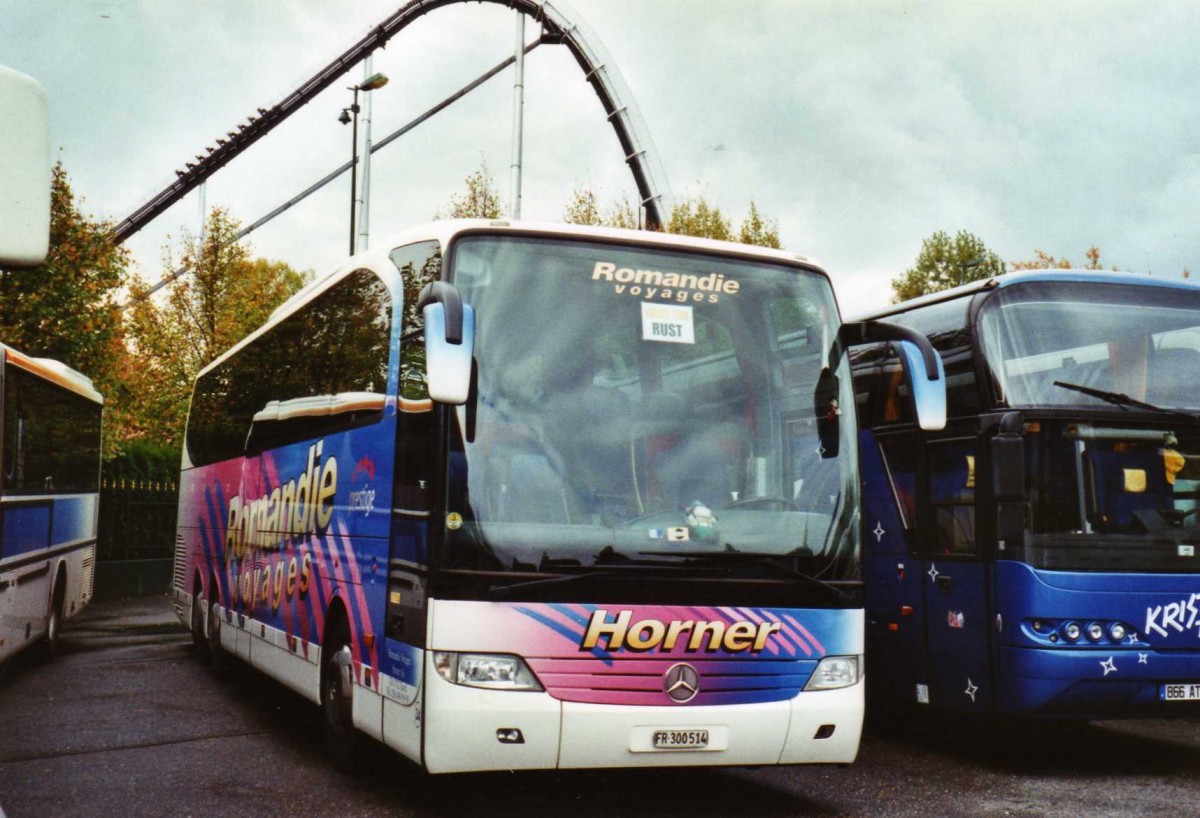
[[877, 434, 919, 548], [395, 336, 434, 513], [2, 364, 101, 493], [392, 240, 442, 514], [928, 440, 977, 555]]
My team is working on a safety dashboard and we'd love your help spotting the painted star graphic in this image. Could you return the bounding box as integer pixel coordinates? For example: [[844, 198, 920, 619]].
[[873, 522, 886, 542], [815, 444, 826, 457], [1138, 653, 1148, 664], [927, 564, 940, 582], [964, 678, 978, 703], [1100, 656, 1118, 676], [1127, 632, 1139, 644]]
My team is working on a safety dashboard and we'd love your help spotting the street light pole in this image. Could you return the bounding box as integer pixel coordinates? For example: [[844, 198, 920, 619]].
[[340, 72, 388, 257]]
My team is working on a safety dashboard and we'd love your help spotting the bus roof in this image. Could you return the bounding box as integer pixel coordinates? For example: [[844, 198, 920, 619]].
[[2, 344, 103, 404], [200, 219, 830, 381], [851, 270, 1200, 323]]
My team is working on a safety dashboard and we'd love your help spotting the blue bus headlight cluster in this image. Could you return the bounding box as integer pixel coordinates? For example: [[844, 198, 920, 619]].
[[433, 651, 543, 691], [804, 656, 861, 690], [1027, 619, 1132, 645]]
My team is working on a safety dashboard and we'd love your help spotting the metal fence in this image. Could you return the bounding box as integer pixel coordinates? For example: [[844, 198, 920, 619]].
[[97, 477, 179, 562]]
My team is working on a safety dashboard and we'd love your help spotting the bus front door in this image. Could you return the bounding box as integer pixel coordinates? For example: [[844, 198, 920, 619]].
[[921, 438, 992, 712]]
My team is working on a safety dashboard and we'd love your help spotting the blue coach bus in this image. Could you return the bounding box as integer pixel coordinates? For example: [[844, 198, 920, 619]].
[[853, 271, 1200, 717], [0, 345, 102, 663]]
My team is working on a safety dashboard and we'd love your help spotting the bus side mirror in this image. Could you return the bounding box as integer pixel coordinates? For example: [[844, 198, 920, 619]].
[[814, 367, 840, 459], [0, 66, 51, 267], [418, 282, 475, 405], [991, 413, 1026, 502], [894, 339, 947, 432]]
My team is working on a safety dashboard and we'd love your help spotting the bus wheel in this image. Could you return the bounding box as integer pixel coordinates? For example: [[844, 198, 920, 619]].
[[322, 618, 360, 771], [191, 583, 210, 659], [207, 588, 227, 672], [43, 572, 66, 658]]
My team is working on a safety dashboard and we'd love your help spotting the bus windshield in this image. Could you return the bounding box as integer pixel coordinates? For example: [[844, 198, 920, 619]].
[[978, 280, 1200, 413], [442, 234, 857, 578], [976, 279, 1200, 570]]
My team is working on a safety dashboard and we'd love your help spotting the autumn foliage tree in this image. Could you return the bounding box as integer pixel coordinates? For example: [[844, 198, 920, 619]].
[[1010, 246, 1105, 271], [562, 185, 782, 249], [442, 163, 503, 219], [123, 208, 307, 445]]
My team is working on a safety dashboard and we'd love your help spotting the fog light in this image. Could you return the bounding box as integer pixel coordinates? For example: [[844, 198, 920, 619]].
[[1086, 622, 1104, 642], [1109, 623, 1127, 642], [1062, 622, 1081, 642]]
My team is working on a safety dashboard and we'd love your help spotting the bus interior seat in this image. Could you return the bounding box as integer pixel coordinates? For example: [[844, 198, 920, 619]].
[[1088, 447, 1173, 531]]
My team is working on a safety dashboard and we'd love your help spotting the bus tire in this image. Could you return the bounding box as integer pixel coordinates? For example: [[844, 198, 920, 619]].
[[322, 616, 360, 772], [207, 584, 227, 673], [42, 567, 66, 659], [191, 578, 210, 660]]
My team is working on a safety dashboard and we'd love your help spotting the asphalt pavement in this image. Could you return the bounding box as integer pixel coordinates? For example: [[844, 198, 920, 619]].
[[1, 595, 1198, 817]]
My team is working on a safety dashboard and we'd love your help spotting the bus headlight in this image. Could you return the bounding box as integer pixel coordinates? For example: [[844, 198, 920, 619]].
[[1062, 622, 1082, 642], [433, 652, 543, 691], [1086, 622, 1105, 642], [1109, 622, 1127, 642], [804, 656, 860, 691]]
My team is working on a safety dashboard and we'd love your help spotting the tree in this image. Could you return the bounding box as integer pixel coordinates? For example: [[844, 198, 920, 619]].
[[667, 196, 734, 242], [123, 208, 307, 445], [1010, 246, 1111, 271], [562, 187, 640, 230], [0, 162, 129, 398], [442, 162, 503, 219], [736, 201, 781, 249], [891, 230, 1006, 302]]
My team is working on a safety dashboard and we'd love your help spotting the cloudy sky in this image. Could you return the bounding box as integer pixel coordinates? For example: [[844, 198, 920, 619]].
[[2, 0, 1198, 313]]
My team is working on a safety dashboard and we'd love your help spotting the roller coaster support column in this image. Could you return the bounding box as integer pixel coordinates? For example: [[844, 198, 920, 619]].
[[510, 11, 526, 219]]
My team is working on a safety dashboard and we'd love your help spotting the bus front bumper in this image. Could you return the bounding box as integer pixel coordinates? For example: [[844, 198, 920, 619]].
[[420, 667, 863, 773], [996, 646, 1200, 717]]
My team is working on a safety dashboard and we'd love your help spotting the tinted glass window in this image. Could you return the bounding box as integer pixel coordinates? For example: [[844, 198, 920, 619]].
[[3, 365, 101, 493], [892, 298, 979, 418], [186, 268, 394, 466], [928, 439, 977, 555], [850, 343, 914, 428]]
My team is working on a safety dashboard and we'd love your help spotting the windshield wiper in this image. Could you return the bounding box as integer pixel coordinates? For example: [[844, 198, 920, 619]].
[[1052, 381, 1195, 419], [484, 564, 693, 599], [638, 549, 853, 605]]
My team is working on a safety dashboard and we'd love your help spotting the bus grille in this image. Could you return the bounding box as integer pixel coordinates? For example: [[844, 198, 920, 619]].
[[526, 656, 816, 707], [81, 546, 95, 601], [172, 533, 187, 618]]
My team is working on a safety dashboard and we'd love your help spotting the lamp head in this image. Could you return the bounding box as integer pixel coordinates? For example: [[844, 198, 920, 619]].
[[358, 72, 389, 92]]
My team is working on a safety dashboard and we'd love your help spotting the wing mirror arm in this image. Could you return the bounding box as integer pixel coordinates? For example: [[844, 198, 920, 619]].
[[834, 320, 947, 432], [836, 321, 940, 379], [417, 281, 464, 344], [417, 281, 475, 405]]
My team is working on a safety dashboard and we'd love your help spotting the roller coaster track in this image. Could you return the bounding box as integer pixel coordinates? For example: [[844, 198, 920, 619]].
[[111, 0, 673, 245]]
